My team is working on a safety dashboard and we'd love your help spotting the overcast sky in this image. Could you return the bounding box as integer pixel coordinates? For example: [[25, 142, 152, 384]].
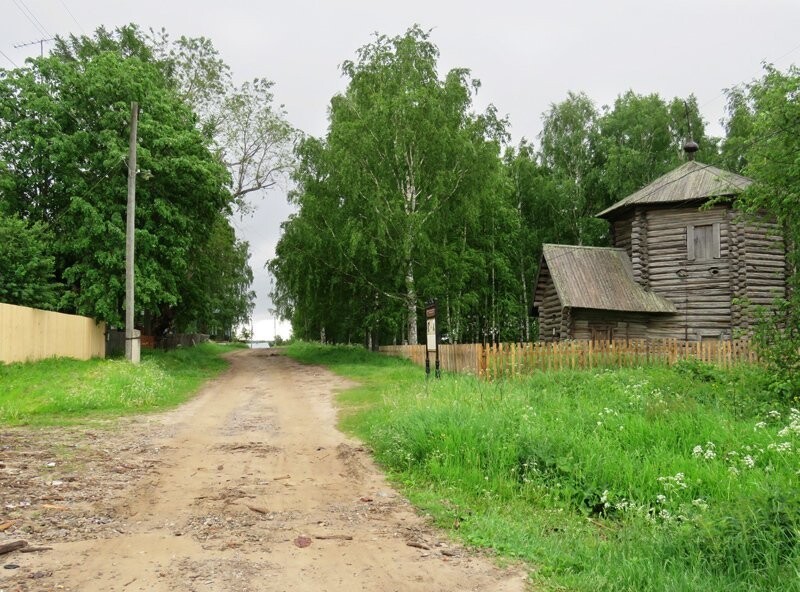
[[3, 1, 799, 339]]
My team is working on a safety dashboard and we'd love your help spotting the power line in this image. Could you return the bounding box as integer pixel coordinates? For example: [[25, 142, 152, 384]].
[[701, 40, 800, 111], [0, 49, 18, 68], [11, 0, 51, 38], [58, 0, 85, 34]]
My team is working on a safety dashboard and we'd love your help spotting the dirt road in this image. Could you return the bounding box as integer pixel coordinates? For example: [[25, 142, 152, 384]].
[[1, 349, 527, 591]]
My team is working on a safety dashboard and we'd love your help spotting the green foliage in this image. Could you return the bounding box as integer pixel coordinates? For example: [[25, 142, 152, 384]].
[[538, 91, 606, 244], [750, 297, 800, 403], [598, 92, 713, 199], [0, 48, 229, 325], [0, 342, 240, 425], [288, 343, 797, 591], [737, 64, 800, 270], [719, 86, 755, 174], [0, 213, 60, 309], [0, 24, 263, 333], [175, 214, 255, 335], [727, 65, 800, 398], [272, 26, 511, 345]]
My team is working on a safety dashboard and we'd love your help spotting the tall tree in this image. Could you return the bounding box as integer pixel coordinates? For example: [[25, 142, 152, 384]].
[[503, 141, 563, 340], [738, 64, 800, 272], [538, 92, 604, 245], [274, 26, 505, 345], [0, 26, 267, 334], [599, 91, 715, 199], [0, 214, 59, 309], [719, 86, 756, 174], [0, 49, 230, 327], [175, 214, 255, 336], [52, 25, 296, 210]]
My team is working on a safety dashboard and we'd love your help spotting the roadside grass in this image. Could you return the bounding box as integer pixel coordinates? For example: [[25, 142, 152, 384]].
[[0, 342, 245, 425], [286, 341, 800, 592]]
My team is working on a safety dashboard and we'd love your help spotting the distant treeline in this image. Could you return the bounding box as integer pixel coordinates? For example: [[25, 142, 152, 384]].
[[270, 26, 800, 347]]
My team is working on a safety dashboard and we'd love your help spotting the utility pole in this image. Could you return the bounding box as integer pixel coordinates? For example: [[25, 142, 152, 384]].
[[13, 38, 54, 57], [125, 102, 140, 363]]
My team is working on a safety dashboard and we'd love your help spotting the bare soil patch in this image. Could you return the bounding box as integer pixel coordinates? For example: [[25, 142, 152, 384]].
[[1, 350, 527, 591]]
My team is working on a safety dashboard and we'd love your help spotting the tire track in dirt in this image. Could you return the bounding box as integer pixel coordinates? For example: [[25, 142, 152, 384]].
[[1, 349, 527, 591]]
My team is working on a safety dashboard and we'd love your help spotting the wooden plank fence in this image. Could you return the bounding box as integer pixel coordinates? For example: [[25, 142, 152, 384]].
[[379, 339, 757, 379], [0, 302, 106, 364]]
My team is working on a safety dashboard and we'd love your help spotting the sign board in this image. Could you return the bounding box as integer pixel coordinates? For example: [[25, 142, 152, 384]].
[[425, 302, 437, 352]]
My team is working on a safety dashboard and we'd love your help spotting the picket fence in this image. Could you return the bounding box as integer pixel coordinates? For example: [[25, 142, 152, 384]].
[[379, 339, 757, 379]]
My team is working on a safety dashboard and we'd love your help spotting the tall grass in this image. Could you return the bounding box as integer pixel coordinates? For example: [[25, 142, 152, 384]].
[[287, 342, 800, 591], [0, 342, 243, 425]]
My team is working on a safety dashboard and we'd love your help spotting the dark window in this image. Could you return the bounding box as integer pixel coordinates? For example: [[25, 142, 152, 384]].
[[687, 223, 721, 261]]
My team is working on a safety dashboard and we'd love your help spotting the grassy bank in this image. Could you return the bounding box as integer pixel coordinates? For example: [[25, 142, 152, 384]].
[[286, 341, 800, 592], [0, 342, 244, 425]]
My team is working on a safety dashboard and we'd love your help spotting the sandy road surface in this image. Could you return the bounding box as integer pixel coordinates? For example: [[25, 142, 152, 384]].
[[1, 349, 527, 591]]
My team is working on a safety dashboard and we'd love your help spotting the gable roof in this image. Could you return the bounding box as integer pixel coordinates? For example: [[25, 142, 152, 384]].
[[540, 244, 677, 313], [596, 160, 753, 219]]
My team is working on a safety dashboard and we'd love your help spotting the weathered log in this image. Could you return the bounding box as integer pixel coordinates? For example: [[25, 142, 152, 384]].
[[406, 541, 431, 550], [0, 540, 27, 555]]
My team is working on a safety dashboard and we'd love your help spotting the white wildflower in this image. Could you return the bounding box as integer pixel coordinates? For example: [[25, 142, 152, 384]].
[[692, 445, 703, 458], [692, 498, 709, 510], [754, 421, 767, 430], [656, 494, 667, 504], [742, 455, 755, 469], [658, 472, 688, 491], [768, 441, 792, 453]]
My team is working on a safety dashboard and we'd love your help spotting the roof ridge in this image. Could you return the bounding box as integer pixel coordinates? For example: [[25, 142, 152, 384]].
[[596, 160, 752, 219], [543, 243, 625, 251]]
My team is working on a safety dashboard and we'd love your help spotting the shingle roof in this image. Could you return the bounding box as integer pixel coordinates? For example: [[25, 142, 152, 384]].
[[596, 160, 752, 219], [541, 244, 677, 313]]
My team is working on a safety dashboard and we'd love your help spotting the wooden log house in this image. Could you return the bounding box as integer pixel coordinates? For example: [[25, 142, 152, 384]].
[[533, 160, 787, 342]]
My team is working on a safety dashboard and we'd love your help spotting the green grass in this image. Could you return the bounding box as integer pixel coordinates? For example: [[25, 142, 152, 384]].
[[0, 342, 244, 425], [286, 341, 800, 592]]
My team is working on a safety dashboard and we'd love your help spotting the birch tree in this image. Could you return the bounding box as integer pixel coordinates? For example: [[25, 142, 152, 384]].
[[327, 26, 501, 343]]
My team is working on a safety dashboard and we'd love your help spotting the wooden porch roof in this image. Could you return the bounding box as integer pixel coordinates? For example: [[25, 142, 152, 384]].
[[540, 244, 677, 313], [596, 160, 752, 219]]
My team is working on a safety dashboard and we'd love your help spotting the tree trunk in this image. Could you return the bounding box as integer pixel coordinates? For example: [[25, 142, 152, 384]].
[[520, 265, 530, 342], [405, 258, 418, 345]]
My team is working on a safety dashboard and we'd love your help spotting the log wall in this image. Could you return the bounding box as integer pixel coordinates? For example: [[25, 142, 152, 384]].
[[612, 215, 633, 257], [572, 310, 650, 341], [742, 217, 787, 317], [533, 264, 563, 342], [644, 205, 733, 340]]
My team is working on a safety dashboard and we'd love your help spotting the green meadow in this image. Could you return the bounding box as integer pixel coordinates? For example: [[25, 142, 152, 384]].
[[287, 341, 800, 592], [0, 342, 243, 425]]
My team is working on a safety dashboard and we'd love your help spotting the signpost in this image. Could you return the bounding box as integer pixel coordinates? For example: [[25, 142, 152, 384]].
[[425, 301, 440, 379]]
